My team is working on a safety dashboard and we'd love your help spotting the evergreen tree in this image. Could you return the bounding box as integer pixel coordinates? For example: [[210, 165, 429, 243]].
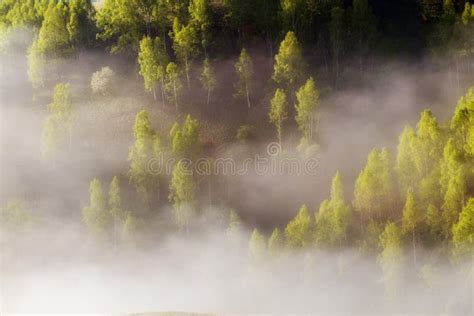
[[82, 178, 110, 236], [452, 198, 474, 258], [269, 88, 288, 149], [170, 17, 197, 89], [169, 160, 196, 231], [378, 222, 404, 299], [285, 204, 312, 248], [42, 83, 75, 159], [401, 189, 421, 267], [165, 62, 182, 111], [272, 31, 305, 88], [199, 57, 216, 106], [138, 36, 169, 102], [295, 77, 319, 146], [234, 48, 253, 108]]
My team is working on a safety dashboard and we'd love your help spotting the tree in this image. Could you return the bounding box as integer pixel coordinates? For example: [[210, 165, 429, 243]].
[[188, 0, 211, 54], [401, 189, 421, 268], [1, 199, 32, 230], [37, 0, 72, 58], [268, 227, 283, 257], [272, 31, 305, 88], [285, 204, 312, 248], [295, 77, 320, 148], [165, 62, 182, 111], [227, 209, 243, 242], [169, 160, 196, 232], [128, 110, 160, 206], [451, 88, 474, 150], [248, 228, 267, 264], [170, 114, 200, 160], [82, 178, 110, 237], [91, 66, 116, 96], [122, 211, 142, 245], [315, 171, 351, 247], [27, 38, 46, 89], [234, 48, 253, 108], [330, 6, 345, 87], [109, 176, 124, 249], [452, 198, 474, 258], [199, 58, 216, 106], [353, 148, 395, 223], [350, 0, 377, 73], [42, 83, 75, 159], [396, 125, 417, 194], [67, 0, 95, 48], [269, 88, 288, 149], [426, 204, 443, 243], [378, 222, 404, 299], [170, 17, 197, 89], [138, 36, 169, 102], [442, 166, 466, 239]]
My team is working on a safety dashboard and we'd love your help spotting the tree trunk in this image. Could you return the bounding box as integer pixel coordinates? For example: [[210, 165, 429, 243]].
[[245, 85, 251, 108], [152, 86, 157, 101], [207, 88, 211, 106], [185, 58, 191, 90], [174, 82, 178, 112]]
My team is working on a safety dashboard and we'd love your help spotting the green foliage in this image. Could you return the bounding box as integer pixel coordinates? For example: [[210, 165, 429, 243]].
[[285, 204, 312, 248], [122, 211, 142, 245], [67, 0, 95, 47], [199, 57, 216, 106], [169, 160, 196, 230], [82, 178, 110, 236], [295, 77, 319, 146], [234, 48, 253, 108], [128, 110, 160, 205], [37, 1, 73, 58], [170, 114, 200, 160], [188, 0, 211, 52], [358, 219, 383, 254], [269, 88, 288, 147], [268, 227, 283, 257], [42, 83, 75, 159], [27, 38, 46, 89], [315, 171, 351, 247], [396, 125, 417, 193], [272, 31, 305, 87], [170, 17, 197, 89], [138, 36, 169, 101], [353, 148, 395, 223], [451, 88, 474, 151], [165, 62, 182, 111], [378, 222, 404, 299], [227, 209, 243, 241], [442, 164, 466, 239], [426, 204, 443, 242], [452, 198, 474, 258], [235, 124, 256, 144]]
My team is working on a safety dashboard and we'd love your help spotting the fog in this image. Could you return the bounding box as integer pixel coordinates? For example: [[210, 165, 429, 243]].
[[1, 31, 473, 314]]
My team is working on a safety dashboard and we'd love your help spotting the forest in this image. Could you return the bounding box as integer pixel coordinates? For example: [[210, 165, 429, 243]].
[[0, 0, 473, 314]]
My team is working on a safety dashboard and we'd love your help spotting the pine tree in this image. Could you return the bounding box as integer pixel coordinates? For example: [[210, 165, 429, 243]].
[[401, 189, 421, 267], [138, 36, 169, 102], [269, 88, 288, 149], [295, 77, 319, 146], [452, 198, 474, 258], [82, 178, 110, 236], [378, 222, 404, 299], [42, 83, 75, 159], [285, 204, 312, 248], [234, 48, 253, 108], [165, 62, 182, 111], [169, 160, 196, 231], [109, 176, 123, 249], [199, 58, 216, 106], [272, 31, 305, 88], [170, 17, 197, 89]]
